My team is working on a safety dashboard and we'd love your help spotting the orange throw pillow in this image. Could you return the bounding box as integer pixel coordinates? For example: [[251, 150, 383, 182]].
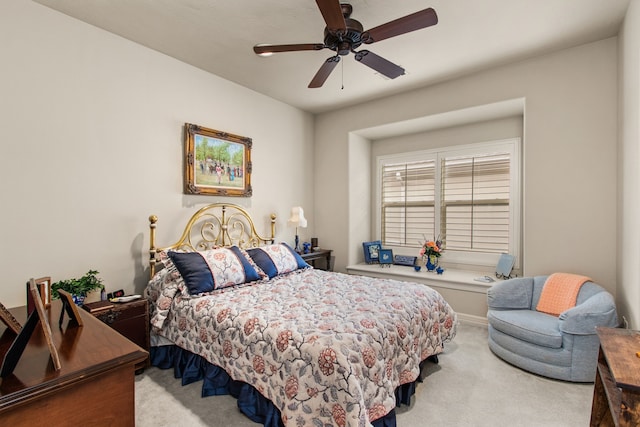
[[536, 273, 591, 316]]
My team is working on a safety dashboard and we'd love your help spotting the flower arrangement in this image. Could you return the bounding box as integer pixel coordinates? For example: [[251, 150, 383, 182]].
[[419, 238, 443, 259]]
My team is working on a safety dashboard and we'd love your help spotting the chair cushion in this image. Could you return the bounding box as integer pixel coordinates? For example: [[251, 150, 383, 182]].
[[488, 309, 563, 349]]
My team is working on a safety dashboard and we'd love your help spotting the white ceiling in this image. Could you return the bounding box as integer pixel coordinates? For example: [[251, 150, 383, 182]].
[[33, 0, 631, 114]]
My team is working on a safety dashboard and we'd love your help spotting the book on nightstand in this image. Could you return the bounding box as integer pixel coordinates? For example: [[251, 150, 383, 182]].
[[82, 300, 114, 313]]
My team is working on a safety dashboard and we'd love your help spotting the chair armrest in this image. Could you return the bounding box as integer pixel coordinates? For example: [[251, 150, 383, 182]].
[[559, 292, 618, 335], [487, 277, 534, 310]]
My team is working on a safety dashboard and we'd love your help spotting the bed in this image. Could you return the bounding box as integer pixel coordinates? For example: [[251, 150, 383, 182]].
[[144, 203, 457, 427]]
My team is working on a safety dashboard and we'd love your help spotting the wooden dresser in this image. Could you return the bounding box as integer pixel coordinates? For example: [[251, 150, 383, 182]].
[[590, 327, 640, 426], [0, 300, 148, 426]]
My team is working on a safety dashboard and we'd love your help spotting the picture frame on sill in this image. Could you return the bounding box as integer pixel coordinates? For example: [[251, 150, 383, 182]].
[[495, 253, 516, 279], [393, 255, 417, 267], [362, 240, 382, 264], [184, 123, 252, 197], [379, 249, 393, 268]]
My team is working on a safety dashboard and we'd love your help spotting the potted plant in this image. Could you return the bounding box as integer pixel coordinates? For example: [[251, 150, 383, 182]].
[[51, 270, 104, 305]]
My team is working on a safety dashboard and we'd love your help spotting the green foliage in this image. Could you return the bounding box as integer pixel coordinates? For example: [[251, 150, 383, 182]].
[[51, 270, 104, 299], [196, 137, 243, 167]]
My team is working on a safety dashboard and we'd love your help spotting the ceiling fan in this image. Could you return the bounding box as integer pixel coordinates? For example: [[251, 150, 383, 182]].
[[253, 0, 438, 88]]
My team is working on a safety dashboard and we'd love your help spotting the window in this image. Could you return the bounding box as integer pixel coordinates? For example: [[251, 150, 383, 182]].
[[381, 160, 436, 247], [377, 139, 520, 268]]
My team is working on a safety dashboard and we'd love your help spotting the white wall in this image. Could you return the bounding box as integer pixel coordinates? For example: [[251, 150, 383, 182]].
[[315, 38, 618, 316], [618, 0, 640, 329], [0, 0, 314, 308]]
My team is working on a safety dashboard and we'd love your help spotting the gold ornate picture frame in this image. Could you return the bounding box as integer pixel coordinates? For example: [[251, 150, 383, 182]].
[[184, 123, 252, 197]]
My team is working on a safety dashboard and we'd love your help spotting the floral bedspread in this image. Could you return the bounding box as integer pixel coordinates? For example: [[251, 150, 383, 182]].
[[146, 266, 457, 427]]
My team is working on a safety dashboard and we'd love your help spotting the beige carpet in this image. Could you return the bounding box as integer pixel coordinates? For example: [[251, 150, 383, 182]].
[[135, 323, 594, 426]]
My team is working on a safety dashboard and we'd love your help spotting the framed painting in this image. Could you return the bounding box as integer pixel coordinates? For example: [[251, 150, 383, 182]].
[[362, 240, 382, 264], [184, 123, 252, 197]]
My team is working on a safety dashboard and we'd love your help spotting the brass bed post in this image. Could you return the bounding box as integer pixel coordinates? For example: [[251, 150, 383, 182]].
[[221, 205, 228, 247], [269, 213, 276, 243], [149, 215, 158, 278]]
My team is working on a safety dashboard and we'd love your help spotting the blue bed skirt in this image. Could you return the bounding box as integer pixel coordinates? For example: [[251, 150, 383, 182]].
[[150, 345, 427, 427]]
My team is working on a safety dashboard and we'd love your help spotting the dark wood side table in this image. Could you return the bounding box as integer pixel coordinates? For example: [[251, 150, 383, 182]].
[[590, 327, 640, 426], [300, 249, 333, 271], [0, 300, 147, 426], [83, 299, 150, 371]]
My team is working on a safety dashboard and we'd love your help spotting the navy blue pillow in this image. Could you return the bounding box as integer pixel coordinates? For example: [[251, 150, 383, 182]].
[[169, 247, 263, 294], [168, 251, 214, 294], [247, 243, 309, 279], [228, 246, 264, 283], [247, 247, 279, 279]]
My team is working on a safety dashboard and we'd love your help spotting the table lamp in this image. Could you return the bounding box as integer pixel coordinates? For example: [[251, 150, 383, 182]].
[[287, 206, 307, 253]]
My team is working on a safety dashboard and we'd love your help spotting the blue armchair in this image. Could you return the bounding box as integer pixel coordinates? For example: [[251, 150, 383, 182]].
[[487, 275, 618, 382]]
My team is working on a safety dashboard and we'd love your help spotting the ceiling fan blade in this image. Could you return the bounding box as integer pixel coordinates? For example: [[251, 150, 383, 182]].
[[254, 43, 325, 55], [315, 0, 347, 34], [308, 56, 340, 88], [363, 8, 438, 44], [353, 50, 405, 79]]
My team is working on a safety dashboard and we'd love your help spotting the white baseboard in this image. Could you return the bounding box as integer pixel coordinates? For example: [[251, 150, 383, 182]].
[[457, 313, 488, 327]]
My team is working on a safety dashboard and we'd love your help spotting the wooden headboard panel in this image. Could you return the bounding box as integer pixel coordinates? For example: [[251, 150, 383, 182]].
[[148, 203, 276, 277]]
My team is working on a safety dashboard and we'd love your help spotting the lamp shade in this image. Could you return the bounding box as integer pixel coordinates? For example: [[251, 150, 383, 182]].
[[287, 206, 307, 228]]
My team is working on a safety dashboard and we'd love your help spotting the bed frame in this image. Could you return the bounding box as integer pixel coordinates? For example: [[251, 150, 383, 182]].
[[148, 203, 276, 277]]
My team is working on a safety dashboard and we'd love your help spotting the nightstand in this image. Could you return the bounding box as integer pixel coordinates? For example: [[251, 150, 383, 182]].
[[300, 249, 333, 271], [82, 299, 150, 372]]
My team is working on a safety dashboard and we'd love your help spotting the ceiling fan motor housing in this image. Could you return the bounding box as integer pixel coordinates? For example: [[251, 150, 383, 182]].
[[324, 17, 364, 55]]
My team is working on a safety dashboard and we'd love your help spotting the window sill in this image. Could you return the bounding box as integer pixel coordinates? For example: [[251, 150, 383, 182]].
[[345, 263, 496, 294]]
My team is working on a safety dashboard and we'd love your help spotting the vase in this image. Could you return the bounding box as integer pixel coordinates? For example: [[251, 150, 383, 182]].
[[425, 255, 438, 272], [72, 294, 85, 306]]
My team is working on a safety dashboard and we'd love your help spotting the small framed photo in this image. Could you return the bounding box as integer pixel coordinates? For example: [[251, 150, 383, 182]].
[[379, 249, 393, 267], [495, 253, 516, 279], [57, 289, 84, 327], [393, 255, 417, 267], [26, 276, 52, 315], [362, 240, 382, 264], [0, 301, 21, 334]]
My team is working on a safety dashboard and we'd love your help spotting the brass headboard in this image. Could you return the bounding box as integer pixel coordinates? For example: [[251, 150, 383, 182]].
[[149, 203, 276, 278]]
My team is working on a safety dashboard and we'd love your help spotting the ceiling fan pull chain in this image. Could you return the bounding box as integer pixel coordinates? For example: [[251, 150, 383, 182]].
[[341, 58, 344, 90]]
